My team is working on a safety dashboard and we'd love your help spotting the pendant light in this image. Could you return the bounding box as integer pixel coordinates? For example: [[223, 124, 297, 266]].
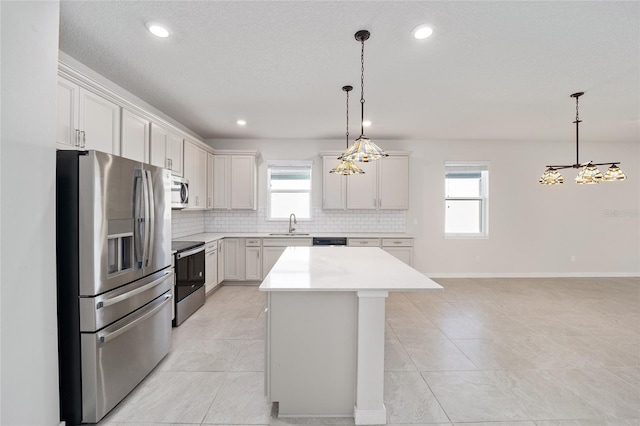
[[539, 92, 626, 185], [338, 30, 388, 163], [331, 86, 365, 175]]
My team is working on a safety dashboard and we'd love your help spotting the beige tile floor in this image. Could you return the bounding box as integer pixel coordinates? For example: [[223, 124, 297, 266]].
[[102, 277, 640, 426]]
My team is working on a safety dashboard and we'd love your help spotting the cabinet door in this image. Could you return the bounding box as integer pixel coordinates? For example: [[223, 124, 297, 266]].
[[217, 240, 225, 284], [245, 247, 262, 281], [322, 156, 346, 209], [378, 156, 409, 210], [231, 155, 256, 210], [205, 248, 218, 293], [167, 133, 183, 176], [224, 238, 245, 281], [346, 161, 377, 209], [207, 153, 214, 209], [262, 246, 286, 279], [183, 141, 206, 208], [382, 247, 414, 267], [150, 123, 168, 169], [195, 147, 207, 208], [79, 88, 120, 155], [56, 77, 80, 149], [213, 155, 229, 209], [121, 109, 150, 163]]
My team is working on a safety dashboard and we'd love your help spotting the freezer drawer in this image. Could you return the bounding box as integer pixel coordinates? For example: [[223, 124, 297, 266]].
[[80, 291, 172, 423], [79, 268, 173, 332]]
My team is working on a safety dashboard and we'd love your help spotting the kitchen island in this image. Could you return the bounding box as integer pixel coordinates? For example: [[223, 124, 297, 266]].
[[259, 247, 442, 425]]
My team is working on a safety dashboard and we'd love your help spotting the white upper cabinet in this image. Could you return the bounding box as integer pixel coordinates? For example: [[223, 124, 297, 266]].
[[378, 155, 409, 210], [121, 108, 149, 163], [212, 152, 258, 210], [322, 156, 347, 209], [321, 152, 410, 211], [346, 160, 378, 210], [150, 123, 184, 175], [207, 152, 214, 209], [150, 123, 168, 168], [212, 155, 229, 209], [167, 133, 183, 176], [183, 140, 207, 209], [231, 155, 256, 210], [57, 76, 120, 154]]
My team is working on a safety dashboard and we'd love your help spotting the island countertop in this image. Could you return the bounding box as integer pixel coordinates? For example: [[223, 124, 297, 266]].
[[259, 246, 442, 292]]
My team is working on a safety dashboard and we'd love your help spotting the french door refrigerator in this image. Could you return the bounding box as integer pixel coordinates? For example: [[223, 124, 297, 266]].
[[56, 150, 173, 424]]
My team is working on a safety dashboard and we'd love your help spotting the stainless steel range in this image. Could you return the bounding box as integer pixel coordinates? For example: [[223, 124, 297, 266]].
[[56, 150, 173, 424], [171, 240, 206, 326]]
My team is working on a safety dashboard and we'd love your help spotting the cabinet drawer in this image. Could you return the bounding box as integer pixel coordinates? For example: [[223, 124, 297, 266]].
[[205, 241, 217, 252], [381, 238, 413, 247], [347, 238, 380, 247], [263, 238, 312, 247], [246, 238, 261, 247]]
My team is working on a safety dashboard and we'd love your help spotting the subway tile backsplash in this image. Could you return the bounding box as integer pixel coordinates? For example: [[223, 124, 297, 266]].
[[172, 207, 405, 238]]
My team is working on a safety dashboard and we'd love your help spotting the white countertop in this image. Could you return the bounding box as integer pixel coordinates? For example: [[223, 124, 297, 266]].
[[259, 247, 442, 292], [173, 232, 413, 243]]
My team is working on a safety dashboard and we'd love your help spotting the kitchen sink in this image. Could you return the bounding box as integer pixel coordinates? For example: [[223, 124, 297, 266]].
[[268, 233, 310, 236]]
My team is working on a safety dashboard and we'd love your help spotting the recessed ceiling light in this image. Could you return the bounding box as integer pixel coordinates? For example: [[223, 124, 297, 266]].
[[412, 24, 433, 40], [362, 120, 372, 127], [236, 120, 247, 126], [145, 22, 171, 38]]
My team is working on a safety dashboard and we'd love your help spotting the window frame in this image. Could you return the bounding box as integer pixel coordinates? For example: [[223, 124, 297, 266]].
[[444, 162, 489, 239], [266, 160, 313, 221]]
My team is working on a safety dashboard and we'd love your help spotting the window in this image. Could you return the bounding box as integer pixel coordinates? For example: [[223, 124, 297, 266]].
[[267, 162, 312, 220], [445, 162, 489, 237]]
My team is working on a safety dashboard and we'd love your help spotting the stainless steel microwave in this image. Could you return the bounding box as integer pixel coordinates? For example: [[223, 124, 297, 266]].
[[171, 176, 189, 209]]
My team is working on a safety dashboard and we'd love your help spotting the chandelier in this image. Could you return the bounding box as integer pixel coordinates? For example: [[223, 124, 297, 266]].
[[539, 92, 626, 185], [330, 85, 364, 175], [338, 30, 388, 163]]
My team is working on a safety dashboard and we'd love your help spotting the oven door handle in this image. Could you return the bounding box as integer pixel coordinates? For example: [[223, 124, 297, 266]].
[[176, 246, 205, 259], [97, 271, 172, 309], [98, 293, 172, 344]]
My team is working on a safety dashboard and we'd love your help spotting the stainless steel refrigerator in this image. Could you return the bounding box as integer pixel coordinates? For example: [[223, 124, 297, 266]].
[[56, 150, 173, 424]]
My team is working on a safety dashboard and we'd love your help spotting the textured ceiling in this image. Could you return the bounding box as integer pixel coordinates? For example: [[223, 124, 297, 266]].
[[59, 1, 639, 143]]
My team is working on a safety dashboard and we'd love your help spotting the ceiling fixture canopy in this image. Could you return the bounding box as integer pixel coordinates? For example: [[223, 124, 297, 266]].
[[331, 86, 365, 175], [539, 92, 626, 185], [338, 30, 389, 163]]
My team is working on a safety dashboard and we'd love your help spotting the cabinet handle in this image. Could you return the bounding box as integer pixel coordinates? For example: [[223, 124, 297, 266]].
[[394, 241, 401, 244], [208, 197, 211, 207], [75, 129, 80, 147], [379, 198, 381, 208], [81, 131, 86, 149]]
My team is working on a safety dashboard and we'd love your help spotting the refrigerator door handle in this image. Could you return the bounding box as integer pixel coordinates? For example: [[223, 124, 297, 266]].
[[141, 170, 150, 268], [96, 271, 172, 309], [145, 170, 155, 267], [134, 171, 145, 268], [98, 293, 172, 344]]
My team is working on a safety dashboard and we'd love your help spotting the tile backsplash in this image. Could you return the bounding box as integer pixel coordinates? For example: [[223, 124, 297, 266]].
[[172, 207, 405, 238]]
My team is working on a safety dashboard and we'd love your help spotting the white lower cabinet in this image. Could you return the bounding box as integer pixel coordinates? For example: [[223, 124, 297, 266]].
[[205, 242, 218, 294], [262, 238, 313, 279], [381, 238, 414, 267], [245, 239, 262, 281], [217, 239, 225, 284], [224, 238, 245, 281]]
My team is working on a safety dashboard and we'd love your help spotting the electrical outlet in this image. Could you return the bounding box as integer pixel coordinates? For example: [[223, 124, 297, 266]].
[[571, 255, 576, 262]]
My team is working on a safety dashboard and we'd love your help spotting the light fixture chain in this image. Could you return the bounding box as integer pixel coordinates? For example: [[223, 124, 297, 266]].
[[360, 37, 365, 135]]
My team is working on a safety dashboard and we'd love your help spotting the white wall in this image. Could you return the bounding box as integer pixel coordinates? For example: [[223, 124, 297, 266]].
[[208, 138, 640, 276], [0, 1, 61, 425]]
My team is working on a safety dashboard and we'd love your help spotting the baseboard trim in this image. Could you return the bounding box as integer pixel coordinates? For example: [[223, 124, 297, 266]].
[[425, 272, 640, 278], [354, 405, 386, 425]]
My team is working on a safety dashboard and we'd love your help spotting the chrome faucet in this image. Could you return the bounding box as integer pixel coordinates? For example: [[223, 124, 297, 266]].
[[288, 213, 297, 233]]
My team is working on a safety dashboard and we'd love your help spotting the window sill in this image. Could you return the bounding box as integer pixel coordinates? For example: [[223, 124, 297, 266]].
[[444, 234, 489, 240]]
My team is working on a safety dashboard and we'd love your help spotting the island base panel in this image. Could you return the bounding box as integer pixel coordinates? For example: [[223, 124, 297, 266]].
[[268, 291, 357, 416]]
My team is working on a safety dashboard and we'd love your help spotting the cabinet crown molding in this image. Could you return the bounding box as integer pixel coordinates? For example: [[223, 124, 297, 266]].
[[213, 149, 261, 158]]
